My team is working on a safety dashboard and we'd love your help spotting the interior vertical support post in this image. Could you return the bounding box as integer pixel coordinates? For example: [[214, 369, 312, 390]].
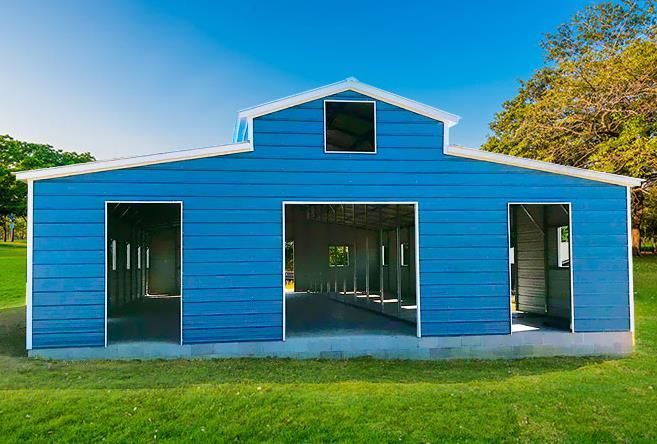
[[396, 206, 402, 314], [352, 204, 357, 297], [543, 207, 550, 313], [342, 204, 347, 297], [511, 206, 518, 311], [365, 205, 370, 303], [379, 227, 385, 312], [396, 226, 401, 314]]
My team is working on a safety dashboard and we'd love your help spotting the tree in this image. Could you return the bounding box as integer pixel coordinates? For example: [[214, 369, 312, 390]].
[[483, 0, 657, 254], [641, 190, 657, 252], [0, 135, 95, 241]]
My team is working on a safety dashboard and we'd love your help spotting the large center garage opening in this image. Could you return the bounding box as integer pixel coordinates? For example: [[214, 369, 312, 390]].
[[106, 202, 182, 344], [284, 203, 418, 337], [509, 204, 573, 333]]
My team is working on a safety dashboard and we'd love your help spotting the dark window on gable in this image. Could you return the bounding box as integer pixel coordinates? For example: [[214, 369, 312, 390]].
[[324, 101, 376, 153]]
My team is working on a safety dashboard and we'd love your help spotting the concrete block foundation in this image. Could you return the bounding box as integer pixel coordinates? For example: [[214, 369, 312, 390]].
[[29, 330, 633, 361]]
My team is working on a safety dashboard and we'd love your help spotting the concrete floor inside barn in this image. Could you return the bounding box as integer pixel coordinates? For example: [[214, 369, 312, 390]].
[[82, 290, 632, 361], [107, 296, 181, 344], [285, 292, 416, 337]]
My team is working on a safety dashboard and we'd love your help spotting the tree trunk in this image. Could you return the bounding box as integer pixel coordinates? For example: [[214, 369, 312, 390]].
[[632, 189, 645, 256]]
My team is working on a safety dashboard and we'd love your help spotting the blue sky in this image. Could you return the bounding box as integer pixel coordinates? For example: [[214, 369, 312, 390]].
[[0, 1, 591, 159]]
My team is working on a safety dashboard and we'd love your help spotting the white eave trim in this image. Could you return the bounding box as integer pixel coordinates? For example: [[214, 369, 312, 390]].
[[238, 77, 461, 127], [14, 142, 253, 182], [445, 145, 644, 187]]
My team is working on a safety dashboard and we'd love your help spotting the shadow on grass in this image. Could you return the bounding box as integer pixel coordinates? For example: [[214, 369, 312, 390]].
[[0, 307, 27, 358], [0, 306, 616, 390]]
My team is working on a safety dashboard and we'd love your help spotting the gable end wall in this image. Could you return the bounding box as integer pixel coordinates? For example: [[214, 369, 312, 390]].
[[29, 91, 630, 348]]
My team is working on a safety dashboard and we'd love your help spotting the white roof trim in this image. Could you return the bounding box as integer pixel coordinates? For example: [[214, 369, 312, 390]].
[[445, 144, 643, 187], [238, 77, 461, 127], [14, 142, 253, 182]]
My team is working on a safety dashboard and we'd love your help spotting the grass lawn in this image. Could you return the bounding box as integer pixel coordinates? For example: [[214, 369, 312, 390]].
[[0, 243, 656, 442]]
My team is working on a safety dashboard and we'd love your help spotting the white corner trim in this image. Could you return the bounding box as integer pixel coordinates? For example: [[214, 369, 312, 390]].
[[104, 202, 108, 347], [445, 145, 644, 187], [627, 187, 635, 333], [14, 142, 253, 182], [26, 180, 33, 350], [238, 78, 461, 127]]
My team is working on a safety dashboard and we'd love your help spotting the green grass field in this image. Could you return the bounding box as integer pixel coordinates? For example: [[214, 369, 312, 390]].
[[0, 241, 27, 309], [0, 242, 656, 442]]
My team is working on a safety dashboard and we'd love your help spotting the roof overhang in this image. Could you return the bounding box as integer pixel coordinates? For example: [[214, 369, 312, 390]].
[[14, 142, 253, 182], [445, 144, 644, 187], [238, 77, 461, 127]]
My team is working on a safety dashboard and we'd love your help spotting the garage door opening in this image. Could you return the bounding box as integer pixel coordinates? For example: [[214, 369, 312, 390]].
[[509, 203, 573, 333], [106, 202, 182, 344], [284, 203, 418, 338]]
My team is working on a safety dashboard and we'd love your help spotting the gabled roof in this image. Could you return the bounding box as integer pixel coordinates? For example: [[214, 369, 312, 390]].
[[237, 77, 462, 127], [14, 142, 252, 181], [13, 79, 643, 187], [445, 145, 643, 187]]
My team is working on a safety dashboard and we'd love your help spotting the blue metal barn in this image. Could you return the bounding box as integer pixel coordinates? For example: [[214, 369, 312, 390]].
[[16, 78, 642, 360]]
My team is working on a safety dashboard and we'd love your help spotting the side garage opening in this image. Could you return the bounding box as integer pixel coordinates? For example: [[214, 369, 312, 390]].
[[284, 203, 418, 338], [106, 202, 182, 344], [509, 203, 572, 332]]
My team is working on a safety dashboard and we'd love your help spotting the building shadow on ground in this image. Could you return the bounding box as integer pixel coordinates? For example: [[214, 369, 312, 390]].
[[0, 307, 27, 358]]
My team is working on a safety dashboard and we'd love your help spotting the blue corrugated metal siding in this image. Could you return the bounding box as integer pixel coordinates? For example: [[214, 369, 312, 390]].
[[30, 90, 630, 348]]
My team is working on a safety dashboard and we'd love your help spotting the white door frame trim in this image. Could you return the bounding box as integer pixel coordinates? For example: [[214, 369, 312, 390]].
[[281, 201, 422, 339], [507, 202, 575, 334], [104, 200, 184, 347]]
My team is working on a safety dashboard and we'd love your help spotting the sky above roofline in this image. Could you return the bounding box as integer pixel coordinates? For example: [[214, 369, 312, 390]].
[[0, 0, 591, 159]]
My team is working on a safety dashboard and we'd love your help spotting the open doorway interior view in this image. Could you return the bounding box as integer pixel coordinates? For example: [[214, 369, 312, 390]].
[[285, 203, 417, 338], [107, 202, 182, 344], [509, 204, 572, 333]]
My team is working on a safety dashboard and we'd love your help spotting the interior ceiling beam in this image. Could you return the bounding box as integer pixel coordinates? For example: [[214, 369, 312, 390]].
[[519, 205, 545, 235], [295, 206, 414, 230]]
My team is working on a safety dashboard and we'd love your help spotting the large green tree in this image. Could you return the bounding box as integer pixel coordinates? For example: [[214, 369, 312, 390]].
[[0, 135, 94, 240], [483, 0, 657, 254]]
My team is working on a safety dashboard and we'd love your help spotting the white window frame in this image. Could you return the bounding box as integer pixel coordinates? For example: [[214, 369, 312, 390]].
[[557, 225, 570, 268], [381, 244, 388, 266], [557, 226, 570, 268], [137, 245, 142, 269], [323, 100, 377, 154]]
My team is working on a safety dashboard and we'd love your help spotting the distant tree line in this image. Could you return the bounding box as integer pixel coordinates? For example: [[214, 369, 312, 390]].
[[483, 0, 657, 254], [0, 135, 94, 241]]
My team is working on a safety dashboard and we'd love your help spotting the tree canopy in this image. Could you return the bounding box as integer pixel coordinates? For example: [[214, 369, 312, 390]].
[[0, 135, 94, 219], [483, 0, 657, 252]]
